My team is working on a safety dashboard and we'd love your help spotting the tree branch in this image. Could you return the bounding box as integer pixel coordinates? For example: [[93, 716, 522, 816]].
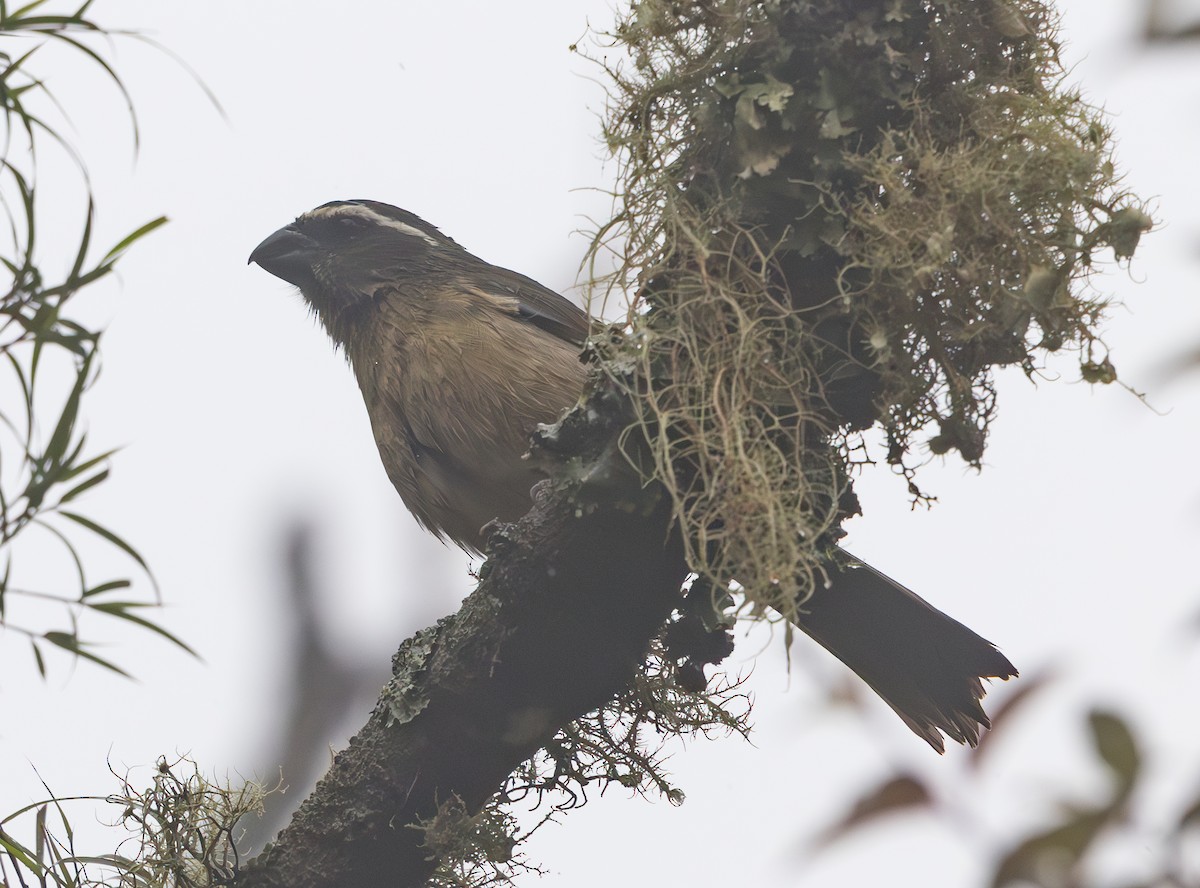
[[238, 390, 687, 887]]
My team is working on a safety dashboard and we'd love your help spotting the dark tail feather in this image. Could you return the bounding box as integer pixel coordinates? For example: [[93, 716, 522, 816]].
[[795, 552, 1017, 753]]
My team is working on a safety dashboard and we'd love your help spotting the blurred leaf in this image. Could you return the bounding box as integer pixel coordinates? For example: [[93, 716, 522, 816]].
[[57, 467, 108, 504], [1089, 709, 1139, 803], [58, 510, 154, 587], [1177, 787, 1200, 830], [31, 637, 46, 676], [99, 215, 168, 265], [990, 808, 1109, 888], [54, 446, 113, 484], [813, 774, 932, 848], [64, 197, 95, 285], [85, 600, 198, 657], [81, 578, 130, 598], [970, 667, 1058, 770], [31, 517, 88, 598], [1142, 0, 1200, 42], [42, 630, 130, 677], [989, 711, 1142, 888], [32, 360, 89, 488]]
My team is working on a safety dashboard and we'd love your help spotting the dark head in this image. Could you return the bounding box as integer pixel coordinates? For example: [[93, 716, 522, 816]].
[[249, 200, 464, 332]]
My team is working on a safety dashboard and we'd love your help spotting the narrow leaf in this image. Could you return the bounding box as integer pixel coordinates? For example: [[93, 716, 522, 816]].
[[57, 510, 149, 573], [86, 601, 197, 657], [99, 215, 167, 265], [0, 826, 44, 875], [1089, 710, 1139, 801], [56, 448, 115, 483], [81, 578, 130, 598], [42, 631, 130, 677], [812, 774, 932, 848], [57, 467, 108, 504]]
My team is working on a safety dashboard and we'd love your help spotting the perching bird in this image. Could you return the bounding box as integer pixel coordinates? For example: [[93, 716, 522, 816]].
[[250, 199, 1017, 752]]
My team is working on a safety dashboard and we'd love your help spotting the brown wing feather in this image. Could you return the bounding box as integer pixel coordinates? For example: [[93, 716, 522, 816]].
[[462, 266, 591, 346]]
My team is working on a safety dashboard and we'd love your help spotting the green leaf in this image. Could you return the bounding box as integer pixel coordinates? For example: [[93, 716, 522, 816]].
[[1089, 710, 1139, 802], [42, 631, 130, 677], [990, 808, 1109, 888], [41, 30, 140, 149], [81, 578, 130, 598], [3, 348, 35, 422], [86, 600, 197, 657], [0, 825, 45, 875], [0, 44, 41, 78], [31, 518, 88, 601], [57, 467, 108, 504], [40, 357, 88, 470], [6, 1, 56, 20], [56, 447, 115, 483], [34, 803, 46, 867], [812, 774, 932, 848], [57, 510, 151, 575], [64, 197, 94, 285], [100, 215, 168, 266]]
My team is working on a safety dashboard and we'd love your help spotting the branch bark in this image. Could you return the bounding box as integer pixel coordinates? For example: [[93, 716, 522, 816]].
[[237, 393, 686, 887]]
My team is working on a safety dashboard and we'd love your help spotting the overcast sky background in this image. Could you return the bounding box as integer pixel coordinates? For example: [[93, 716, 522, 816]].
[[3, 1, 1200, 885]]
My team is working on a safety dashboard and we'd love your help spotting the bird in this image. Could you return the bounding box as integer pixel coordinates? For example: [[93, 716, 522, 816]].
[[250, 199, 1017, 752]]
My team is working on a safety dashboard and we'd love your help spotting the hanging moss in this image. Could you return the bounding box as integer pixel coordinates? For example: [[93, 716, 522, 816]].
[[587, 0, 1150, 615]]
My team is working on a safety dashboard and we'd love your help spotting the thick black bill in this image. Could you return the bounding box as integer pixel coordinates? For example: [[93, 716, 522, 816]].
[[248, 224, 319, 289]]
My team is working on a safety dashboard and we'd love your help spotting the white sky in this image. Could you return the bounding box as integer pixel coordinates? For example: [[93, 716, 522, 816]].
[[3, 1, 1200, 886]]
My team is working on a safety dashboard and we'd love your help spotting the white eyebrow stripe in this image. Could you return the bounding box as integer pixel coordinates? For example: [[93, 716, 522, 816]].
[[307, 204, 441, 246]]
